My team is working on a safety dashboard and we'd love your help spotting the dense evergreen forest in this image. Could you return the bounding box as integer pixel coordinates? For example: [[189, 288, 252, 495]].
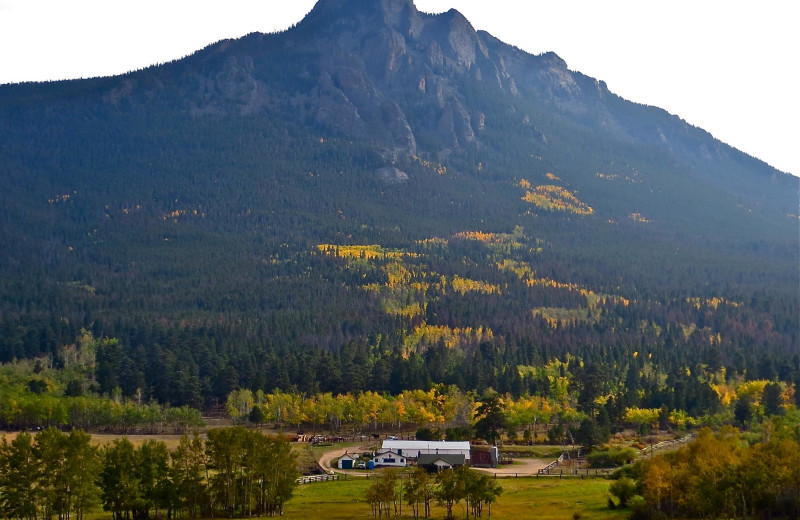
[[0, 0, 797, 433]]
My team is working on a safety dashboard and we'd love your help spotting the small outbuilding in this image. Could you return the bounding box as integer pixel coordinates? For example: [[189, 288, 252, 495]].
[[338, 452, 358, 470], [470, 446, 499, 468]]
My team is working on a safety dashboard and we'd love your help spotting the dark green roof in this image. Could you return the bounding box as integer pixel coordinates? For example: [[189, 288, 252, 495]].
[[416, 454, 466, 466]]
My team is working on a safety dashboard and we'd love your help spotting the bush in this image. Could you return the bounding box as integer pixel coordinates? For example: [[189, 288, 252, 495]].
[[416, 427, 441, 441], [627, 495, 654, 520], [609, 477, 636, 507], [586, 447, 637, 467]]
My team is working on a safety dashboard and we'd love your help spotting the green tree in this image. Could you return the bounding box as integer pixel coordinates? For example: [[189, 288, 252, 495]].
[[461, 469, 501, 519], [415, 427, 440, 441], [206, 427, 246, 517], [734, 395, 754, 428], [762, 382, 785, 416], [226, 389, 254, 424], [205, 427, 298, 518], [434, 468, 463, 519], [136, 440, 171, 519], [0, 432, 39, 520], [34, 428, 100, 520], [251, 434, 299, 516], [474, 391, 507, 445], [573, 417, 609, 452], [170, 433, 209, 518], [366, 468, 401, 518], [404, 467, 433, 519], [64, 430, 102, 520], [248, 404, 265, 426], [609, 477, 636, 508]]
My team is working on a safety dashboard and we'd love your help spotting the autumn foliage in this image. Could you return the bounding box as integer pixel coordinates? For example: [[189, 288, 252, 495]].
[[638, 426, 800, 519]]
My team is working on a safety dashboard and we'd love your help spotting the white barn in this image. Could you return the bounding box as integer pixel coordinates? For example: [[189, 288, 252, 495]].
[[380, 440, 471, 465]]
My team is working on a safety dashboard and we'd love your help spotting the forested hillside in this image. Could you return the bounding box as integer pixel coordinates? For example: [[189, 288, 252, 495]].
[[0, 0, 797, 418]]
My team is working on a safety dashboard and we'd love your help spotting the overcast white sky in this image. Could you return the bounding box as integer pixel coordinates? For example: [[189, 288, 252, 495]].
[[0, 0, 796, 176]]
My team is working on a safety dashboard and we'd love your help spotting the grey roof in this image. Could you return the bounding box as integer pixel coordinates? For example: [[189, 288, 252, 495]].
[[381, 440, 471, 451]]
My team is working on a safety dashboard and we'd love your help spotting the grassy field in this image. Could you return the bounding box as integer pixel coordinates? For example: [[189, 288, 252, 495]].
[[283, 476, 628, 520], [498, 444, 566, 458]]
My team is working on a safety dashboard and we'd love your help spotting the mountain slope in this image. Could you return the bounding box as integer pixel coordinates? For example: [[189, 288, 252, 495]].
[[0, 0, 796, 405]]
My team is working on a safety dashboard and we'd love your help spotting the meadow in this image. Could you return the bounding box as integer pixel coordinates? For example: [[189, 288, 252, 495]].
[[283, 476, 627, 520]]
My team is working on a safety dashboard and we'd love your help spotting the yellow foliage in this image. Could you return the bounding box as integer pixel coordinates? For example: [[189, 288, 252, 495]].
[[624, 407, 660, 426], [413, 155, 447, 175], [686, 297, 741, 310], [518, 179, 532, 189], [47, 191, 76, 204], [316, 244, 413, 260], [452, 231, 501, 243], [449, 275, 500, 295], [596, 172, 620, 181], [545, 173, 561, 181], [415, 237, 448, 247], [405, 324, 494, 351], [735, 380, 769, 403], [383, 301, 424, 319], [629, 212, 651, 223], [680, 323, 697, 340], [383, 261, 411, 289], [712, 384, 737, 406], [521, 185, 594, 215], [496, 259, 533, 279]]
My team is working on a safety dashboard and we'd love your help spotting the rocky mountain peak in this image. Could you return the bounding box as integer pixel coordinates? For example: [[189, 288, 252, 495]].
[[300, 0, 422, 34]]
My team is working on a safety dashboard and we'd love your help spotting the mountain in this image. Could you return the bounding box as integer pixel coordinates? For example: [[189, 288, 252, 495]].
[[0, 0, 797, 407]]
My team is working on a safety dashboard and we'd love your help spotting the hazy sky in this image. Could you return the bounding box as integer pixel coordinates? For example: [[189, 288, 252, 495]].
[[0, 0, 796, 176]]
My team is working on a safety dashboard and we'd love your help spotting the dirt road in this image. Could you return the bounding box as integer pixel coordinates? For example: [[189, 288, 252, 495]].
[[317, 443, 374, 475]]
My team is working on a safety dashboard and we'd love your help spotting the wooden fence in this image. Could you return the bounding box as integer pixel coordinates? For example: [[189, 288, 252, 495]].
[[296, 474, 344, 484], [639, 434, 694, 457]]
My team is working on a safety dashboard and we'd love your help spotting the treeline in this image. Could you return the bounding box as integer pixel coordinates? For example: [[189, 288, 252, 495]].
[[632, 424, 800, 519], [4, 323, 797, 440], [0, 427, 298, 520], [0, 352, 204, 433], [227, 377, 797, 448], [0, 394, 204, 434]]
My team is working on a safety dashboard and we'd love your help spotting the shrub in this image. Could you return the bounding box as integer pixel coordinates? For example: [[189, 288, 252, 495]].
[[587, 447, 637, 467], [609, 477, 636, 507]]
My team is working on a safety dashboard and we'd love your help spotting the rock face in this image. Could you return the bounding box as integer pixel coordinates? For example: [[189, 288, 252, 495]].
[[376, 166, 409, 183], [55, 0, 794, 208], [134, 0, 539, 161], [296, 0, 494, 158]]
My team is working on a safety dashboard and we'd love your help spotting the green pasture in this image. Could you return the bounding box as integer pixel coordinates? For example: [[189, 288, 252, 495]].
[[282, 476, 628, 520], [498, 444, 566, 458]]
